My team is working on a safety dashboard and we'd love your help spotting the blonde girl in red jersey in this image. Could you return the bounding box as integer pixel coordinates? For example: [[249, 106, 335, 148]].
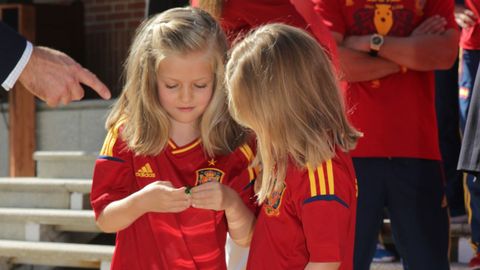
[[91, 7, 256, 269], [226, 24, 362, 270]]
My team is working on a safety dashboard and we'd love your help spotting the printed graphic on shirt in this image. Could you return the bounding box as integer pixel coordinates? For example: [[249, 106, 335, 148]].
[[135, 163, 156, 178], [305, 160, 349, 208], [264, 182, 287, 217], [349, 0, 416, 36], [195, 168, 225, 185]]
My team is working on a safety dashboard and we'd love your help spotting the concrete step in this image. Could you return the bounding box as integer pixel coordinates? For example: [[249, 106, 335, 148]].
[[0, 178, 91, 209], [0, 208, 100, 241], [34, 151, 98, 179], [0, 240, 113, 269]]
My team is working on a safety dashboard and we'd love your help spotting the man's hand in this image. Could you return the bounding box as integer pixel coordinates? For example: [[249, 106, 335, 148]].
[[18, 46, 111, 107], [455, 5, 478, 28]]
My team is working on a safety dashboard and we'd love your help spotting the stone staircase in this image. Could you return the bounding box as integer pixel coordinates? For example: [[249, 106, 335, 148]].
[[0, 152, 114, 270]]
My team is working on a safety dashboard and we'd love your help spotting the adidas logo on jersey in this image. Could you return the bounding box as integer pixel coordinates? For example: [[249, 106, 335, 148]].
[[135, 163, 156, 178]]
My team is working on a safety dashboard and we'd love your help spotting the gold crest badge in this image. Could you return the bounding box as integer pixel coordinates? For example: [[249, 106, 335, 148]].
[[264, 183, 287, 217], [195, 168, 225, 186]]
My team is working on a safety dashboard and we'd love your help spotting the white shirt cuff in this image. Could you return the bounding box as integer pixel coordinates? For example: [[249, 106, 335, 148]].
[[2, 41, 33, 91]]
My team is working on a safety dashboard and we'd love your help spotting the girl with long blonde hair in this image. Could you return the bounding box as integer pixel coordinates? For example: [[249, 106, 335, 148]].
[[90, 7, 256, 269], [226, 23, 361, 270]]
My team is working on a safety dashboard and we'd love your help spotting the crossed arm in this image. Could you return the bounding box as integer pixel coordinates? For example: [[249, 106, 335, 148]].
[[334, 16, 459, 82]]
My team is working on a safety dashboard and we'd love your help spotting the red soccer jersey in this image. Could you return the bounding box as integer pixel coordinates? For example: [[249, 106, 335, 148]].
[[460, 0, 480, 50], [190, 0, 337, 61], [91, 124, 257, 270], [246, 149, 357, 270], [315, 0, 457, 160]]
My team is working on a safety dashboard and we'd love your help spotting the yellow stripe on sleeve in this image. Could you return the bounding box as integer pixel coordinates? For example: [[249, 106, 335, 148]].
[[244, 144, 254, 160], [99, 120, 125, 157], [317, 165, 327, 195], [327, 159, 334, 195], [99, 132, 112, 156], [248, 167, 255, 181], [239, 144, 254, 162], [100, 131, 117, 157], [307, 164, 317, 197]]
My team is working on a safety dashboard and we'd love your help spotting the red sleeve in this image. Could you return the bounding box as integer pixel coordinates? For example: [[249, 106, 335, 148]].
[[90, 126, 136, 219], [312, 0, 347, 35], [296, 158, 356, 262], [424, 0, 458, 30], [289, 0, 339, 66], [225, 143, 259, 215], [301, 199, 352, 262]]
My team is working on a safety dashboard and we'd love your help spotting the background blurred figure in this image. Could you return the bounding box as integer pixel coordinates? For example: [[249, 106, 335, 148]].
[[456, 0, 480, 268], [315, 0, 459, 269], [192, 0, 337, 59]]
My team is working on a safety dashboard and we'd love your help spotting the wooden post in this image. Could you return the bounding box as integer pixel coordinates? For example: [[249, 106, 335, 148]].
[[2, 4, 36, 176]]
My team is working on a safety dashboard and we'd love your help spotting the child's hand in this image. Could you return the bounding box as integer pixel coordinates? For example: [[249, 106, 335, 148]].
[[138, 181, 191, 213], [190, 182, 238, 211]]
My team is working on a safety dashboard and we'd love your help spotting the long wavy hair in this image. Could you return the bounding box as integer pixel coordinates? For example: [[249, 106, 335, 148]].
[[106, 7, 245, 157], [226, 24, 362, 203]]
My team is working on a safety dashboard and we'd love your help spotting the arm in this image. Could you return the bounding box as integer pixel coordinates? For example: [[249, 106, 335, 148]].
[[332, 32, 400, 82], [96, 181, 190, 233], [0, 22, 28, 90], [343, 27, 460, 71], [1, 22, 111, 106], [289, 0, 338, 60], [190, 182, 256, 247], [305, 262, 340, 270]]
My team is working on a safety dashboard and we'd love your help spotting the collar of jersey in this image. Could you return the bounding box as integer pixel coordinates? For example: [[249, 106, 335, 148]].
[[168, 138, 202, 155]]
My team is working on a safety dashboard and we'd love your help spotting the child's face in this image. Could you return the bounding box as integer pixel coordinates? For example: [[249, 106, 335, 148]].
[[157, 50, 214, 128]]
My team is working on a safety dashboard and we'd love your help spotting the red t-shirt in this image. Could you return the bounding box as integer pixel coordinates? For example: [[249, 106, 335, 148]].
[[460, 0, 480, 50], [246, 149, 357, 270], [315, 0, 456, 160], [190, 0, 337, 61], [91, 124, 257, 270]]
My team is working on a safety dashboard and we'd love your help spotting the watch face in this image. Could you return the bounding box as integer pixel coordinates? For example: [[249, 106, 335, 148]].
[[373, 36, 382, 45]]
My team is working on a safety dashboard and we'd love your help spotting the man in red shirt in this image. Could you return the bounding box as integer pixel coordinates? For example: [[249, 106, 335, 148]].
[[315, 0, 459, 269], [191, 0, 338, 61]]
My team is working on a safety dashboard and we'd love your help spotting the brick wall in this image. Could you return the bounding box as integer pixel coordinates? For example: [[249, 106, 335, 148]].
[[83, 0, 146, 98]]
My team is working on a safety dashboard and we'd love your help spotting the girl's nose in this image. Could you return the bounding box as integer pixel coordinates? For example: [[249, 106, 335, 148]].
[[179, 86, 193, 103]]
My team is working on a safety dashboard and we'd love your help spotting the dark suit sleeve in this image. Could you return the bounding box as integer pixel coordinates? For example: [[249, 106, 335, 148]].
[[0, 21, 27, 89], [458, 66, 480, 176]]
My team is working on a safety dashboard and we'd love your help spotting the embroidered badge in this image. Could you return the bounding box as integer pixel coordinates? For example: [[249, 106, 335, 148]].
[[264, 183, 287, 217], [195, 168, 225, 186]]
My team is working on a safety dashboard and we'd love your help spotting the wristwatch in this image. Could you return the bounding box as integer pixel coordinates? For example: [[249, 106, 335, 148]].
[[369, 34, 384, 57]]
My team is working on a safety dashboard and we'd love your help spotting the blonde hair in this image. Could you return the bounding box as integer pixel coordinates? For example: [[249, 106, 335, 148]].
[[107, 7, 245, 157], [226, 24, 362, 203]]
